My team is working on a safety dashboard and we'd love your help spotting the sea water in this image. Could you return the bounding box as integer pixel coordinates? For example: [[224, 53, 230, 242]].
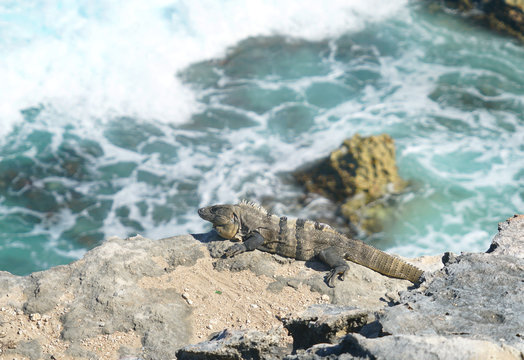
[[0, 0, 522, 275]]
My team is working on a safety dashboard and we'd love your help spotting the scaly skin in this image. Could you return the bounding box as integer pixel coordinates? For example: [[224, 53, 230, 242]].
[[198, 200, 423, 287]]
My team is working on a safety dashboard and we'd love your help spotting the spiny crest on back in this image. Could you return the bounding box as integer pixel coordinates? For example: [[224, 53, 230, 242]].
[[237, 200, 280, 222], [238, 200, 268, 215]]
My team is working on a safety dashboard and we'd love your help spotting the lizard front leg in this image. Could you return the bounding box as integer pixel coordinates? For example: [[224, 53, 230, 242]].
[[223, 231, 265, 258], [319, 247, 349, 288]]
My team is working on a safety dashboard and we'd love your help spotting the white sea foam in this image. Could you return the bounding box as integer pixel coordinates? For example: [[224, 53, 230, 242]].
[[0, 0, 408, 136]]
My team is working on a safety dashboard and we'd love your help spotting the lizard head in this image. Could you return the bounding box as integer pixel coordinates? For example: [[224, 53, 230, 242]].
[[198, 204, 240, 240]]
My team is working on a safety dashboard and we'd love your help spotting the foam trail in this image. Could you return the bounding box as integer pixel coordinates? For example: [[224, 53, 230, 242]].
[[0, 0, 408, 136]]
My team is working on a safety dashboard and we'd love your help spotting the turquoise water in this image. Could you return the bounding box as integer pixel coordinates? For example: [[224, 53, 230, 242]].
[[0, 1, 523, 275]]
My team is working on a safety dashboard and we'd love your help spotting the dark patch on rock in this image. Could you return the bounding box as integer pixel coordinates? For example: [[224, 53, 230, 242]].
[[286, 279, 302, 290], [285, 333, 377, 360], [287, 333, 522, 360], [177, 328, 287, 360], [282, 304, 370, 351], [441, 251, 458, 265]]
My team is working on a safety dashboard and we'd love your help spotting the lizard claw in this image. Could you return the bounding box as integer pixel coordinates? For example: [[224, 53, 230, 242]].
[[326, 265, 349, 288], [223, 243, 247, 258]]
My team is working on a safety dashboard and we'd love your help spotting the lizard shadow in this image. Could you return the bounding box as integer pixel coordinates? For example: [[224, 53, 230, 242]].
[[303, 259, 330, 272], [191, 231, 220, 243], [192, 231, 244, 259]]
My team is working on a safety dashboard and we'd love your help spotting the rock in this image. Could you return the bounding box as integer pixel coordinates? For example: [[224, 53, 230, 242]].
[[213, 248, 278, 277], [294, 134, 405, 200], [433, 0, 524, 41], [206, 228, 425, 311], [379, 252, 524, 352], [282, 304, 370, 351], [0, 234, 204, 360], [294, 133, 406, 234], [487, 214, 524, 257], [176, 328, 287, 360], [0, 214, 522, 359], [66, 342, 97, 359], [206, 233, 282, 276], [172, 214, 523, 359], [286, 333, 523, 360], [4, 339, 41, 360], [0, 230, 423, 359]]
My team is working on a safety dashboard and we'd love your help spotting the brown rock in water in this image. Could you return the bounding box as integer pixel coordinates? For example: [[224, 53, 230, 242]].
[[295, 134, 405, 200], [294, 133, 406, 233], [436, 0, 524, 41]]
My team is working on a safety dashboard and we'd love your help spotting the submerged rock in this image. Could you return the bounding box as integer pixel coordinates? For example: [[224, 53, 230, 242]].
[[294, 133, 406, 234]]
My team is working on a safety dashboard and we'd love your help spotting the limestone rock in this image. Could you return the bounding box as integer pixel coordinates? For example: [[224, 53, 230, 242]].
[[0, 234, 204, 360], [0, 214, 521, 359], [286, 333, 523, 360], [209, 238, 280, 277], [282, 304, 370, 351], [294, 133, 406, 234], [204, 229, 419, 311], [380, 251, 524, 352], [177, 328, 286, 360], [180, 214, 523, 359], [487, 214, 524, 257]]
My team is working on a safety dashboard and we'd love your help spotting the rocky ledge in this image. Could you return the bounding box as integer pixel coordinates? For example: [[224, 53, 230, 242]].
[[0, 216, 522, 359]]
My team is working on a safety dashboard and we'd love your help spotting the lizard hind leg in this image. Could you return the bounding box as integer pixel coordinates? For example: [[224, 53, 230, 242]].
[[318, 247, 349, 288]]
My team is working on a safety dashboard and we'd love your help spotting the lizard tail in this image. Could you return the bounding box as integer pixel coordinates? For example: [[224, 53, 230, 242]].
[[345, 240, 423, 283]]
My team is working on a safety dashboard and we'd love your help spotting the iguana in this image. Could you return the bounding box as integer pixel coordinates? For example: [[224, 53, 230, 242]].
[[198, 200, 423, 287]]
